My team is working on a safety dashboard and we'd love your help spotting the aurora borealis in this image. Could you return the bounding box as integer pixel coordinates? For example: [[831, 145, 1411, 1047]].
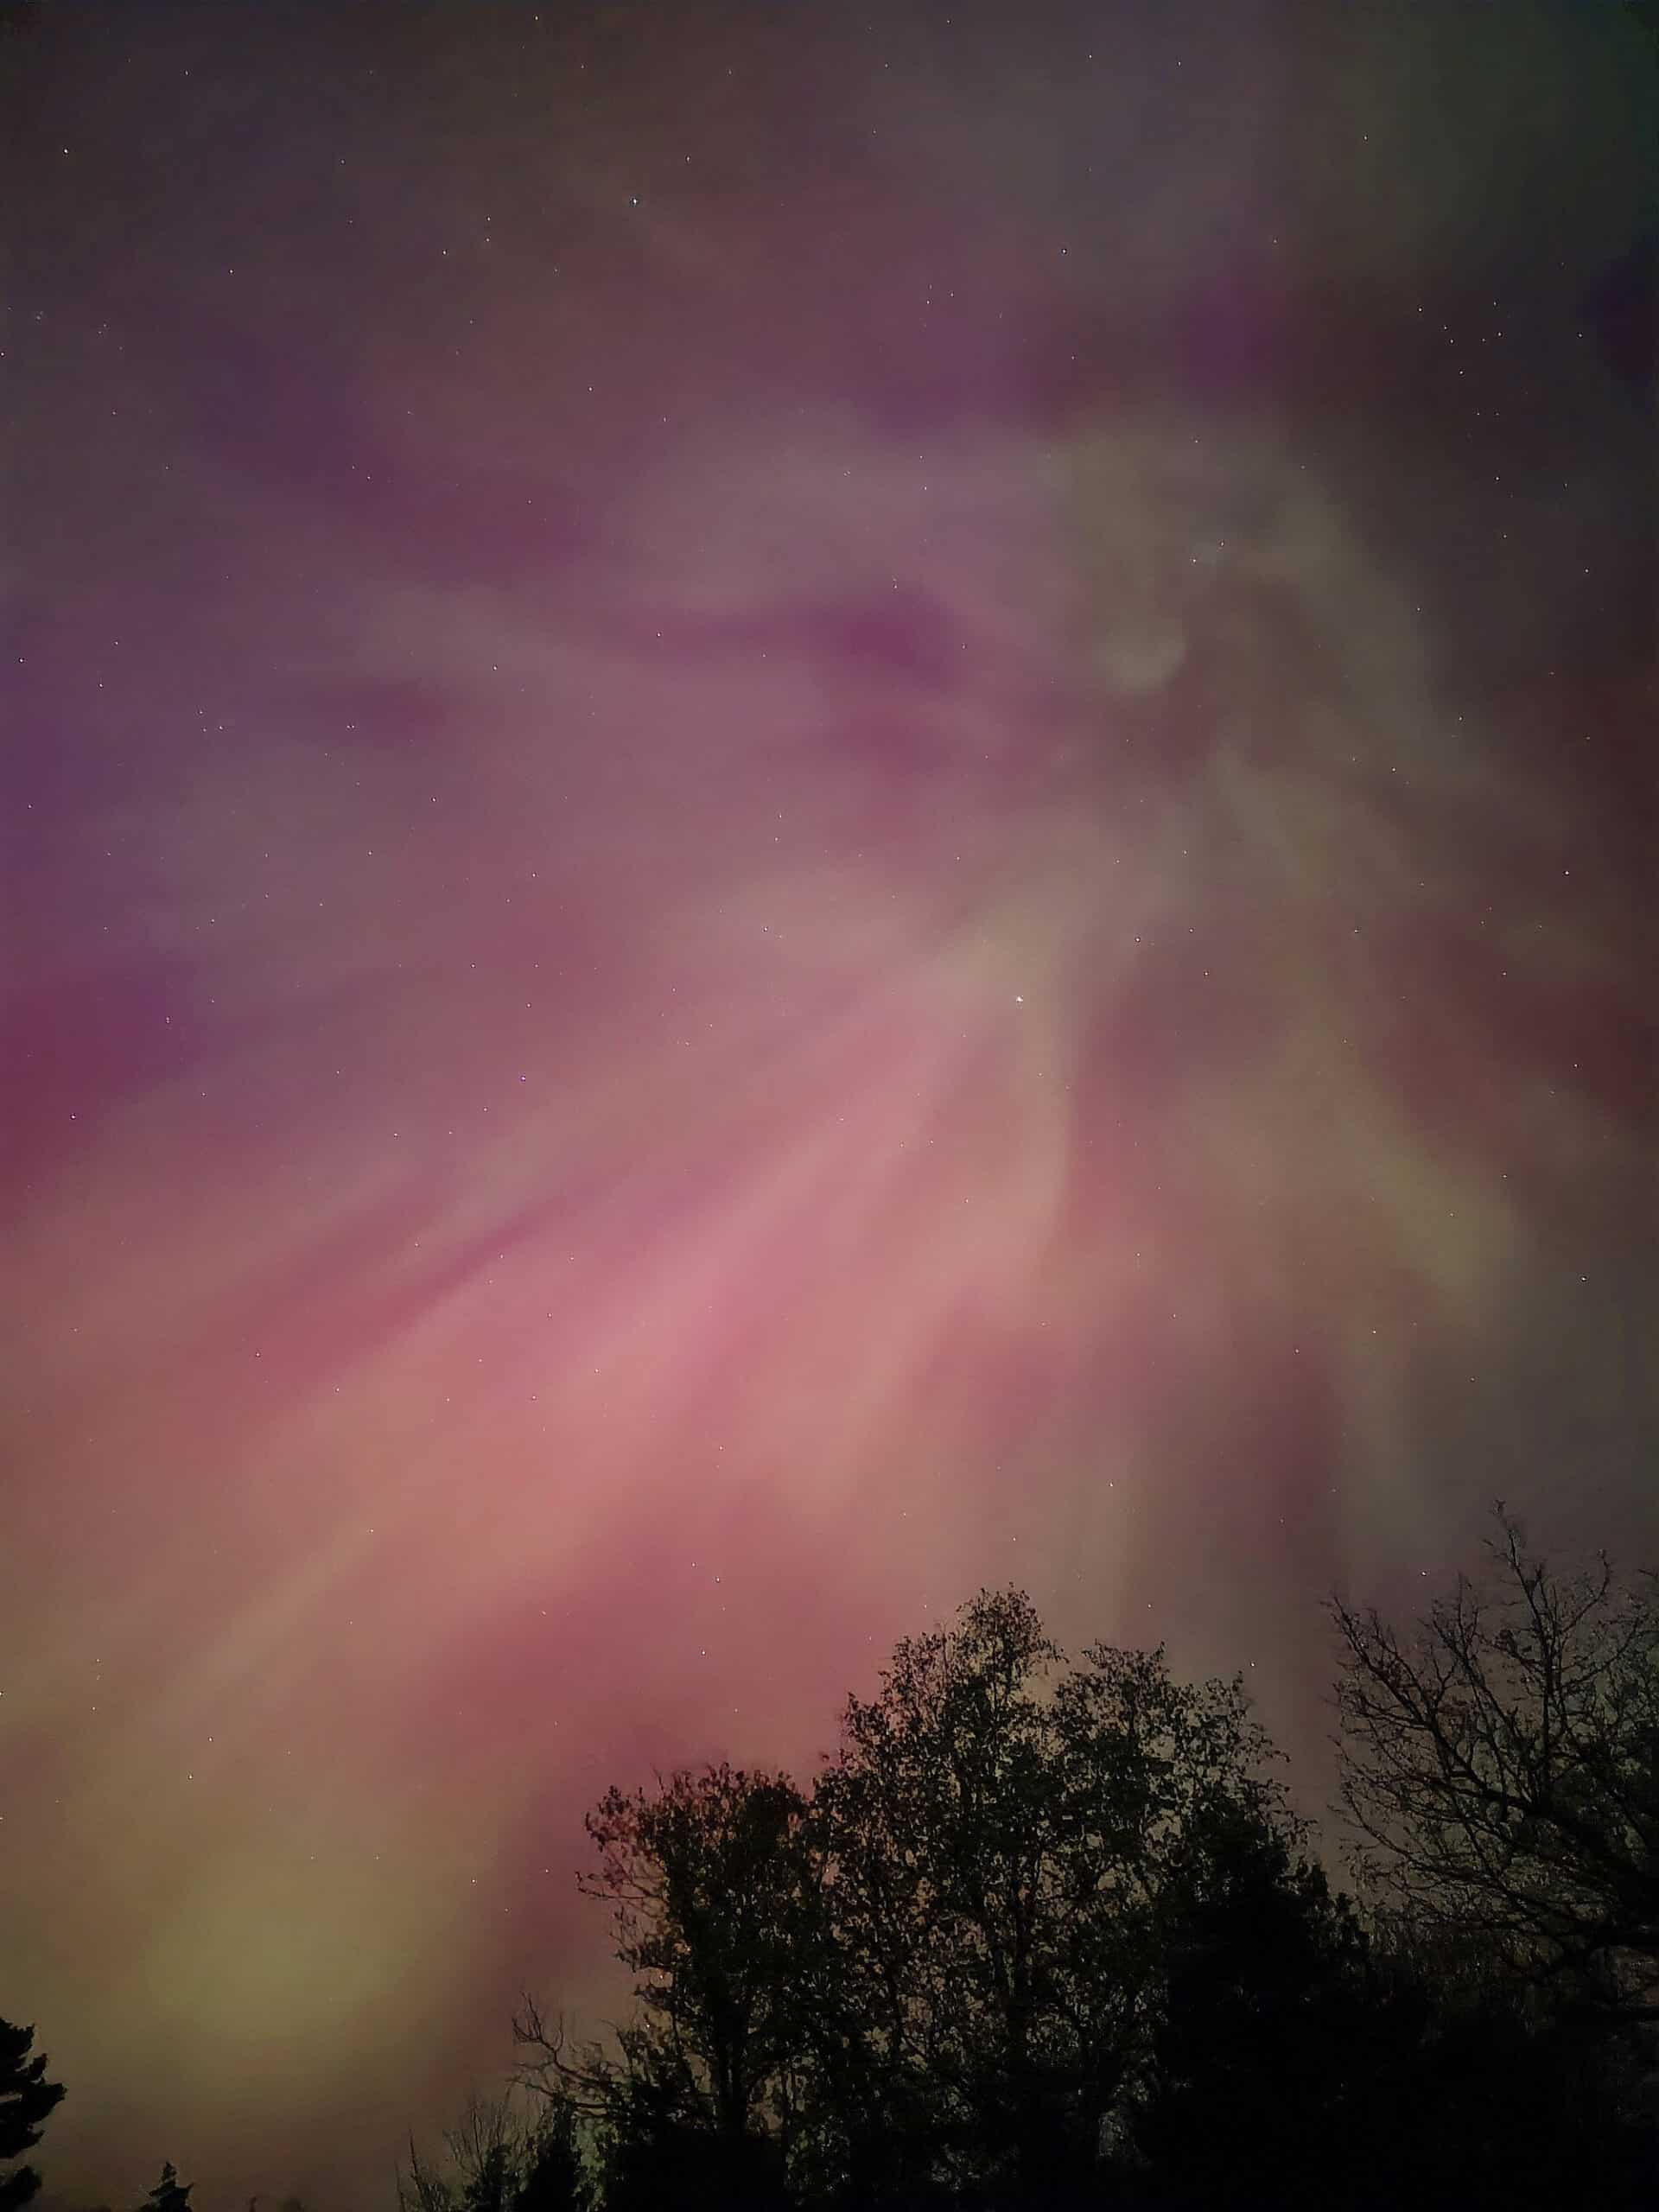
[[3, 1, 1655, 2198]]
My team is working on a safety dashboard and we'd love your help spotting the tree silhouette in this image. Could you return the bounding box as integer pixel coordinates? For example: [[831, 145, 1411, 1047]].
[[1333, 1506, 1659, 2025], [1352, 1912, 1659, 2212], [517, 1764, 814, 2209], [803, 1590, 1320, 2207], [516, 1591, 1339, 2208], [0, 2019, 65, 2212], [496, 1574, 1659, 2207], [802, 1588, 1075, 2204], [400, 2090, 593, 2212], [137, 2167, 191, 2212], [515, 2094, 594, 2212], [587, 1764, 816, 2145], [1128, 1811, 1432, 2210]]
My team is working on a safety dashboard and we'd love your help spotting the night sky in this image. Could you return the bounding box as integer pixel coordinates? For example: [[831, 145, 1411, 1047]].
[[3, 1, 1655, 2199]]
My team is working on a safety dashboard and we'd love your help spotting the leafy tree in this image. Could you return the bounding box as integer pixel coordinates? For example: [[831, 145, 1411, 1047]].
[[517, 1764, 815, 2209], [583, 1764, 817, 2147], [1332, 1507, 1659, 2025], [801, 1589, 1072, 2204], [517, 2008, 789, 2209], [512, 1593, 1355, 2207], [501, 1573, 1659, 2207], [0, 2019, 65, 2212], [803, 1590, 1310, 2207]]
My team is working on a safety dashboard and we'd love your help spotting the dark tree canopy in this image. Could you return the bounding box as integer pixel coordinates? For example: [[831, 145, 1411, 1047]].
[[798, 1591, 1319, 2206], [407, 1566, 1659, 2202], [516, 1764, 815, 2212], [515, 1588, 1554, 2210]]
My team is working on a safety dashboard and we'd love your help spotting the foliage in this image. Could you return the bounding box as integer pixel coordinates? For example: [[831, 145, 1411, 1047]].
[[518, 1592, 1356, 2209], [514, 1763, 817, 2210], [505, 1573, 1659, 2206], [0, 2019, 65, 2212], [137, 2166, 191, 2212], [39, 1545, 1659, 2209], [804, 1591, 1322, 2205]]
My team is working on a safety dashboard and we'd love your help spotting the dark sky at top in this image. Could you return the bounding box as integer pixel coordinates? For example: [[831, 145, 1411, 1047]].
[[3, 0, 1655, 2197]]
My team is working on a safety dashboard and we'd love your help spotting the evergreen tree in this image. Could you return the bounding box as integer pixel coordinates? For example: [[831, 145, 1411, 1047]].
[[0, 2019, 65, 2212], [137, 2167, 191, 2212]]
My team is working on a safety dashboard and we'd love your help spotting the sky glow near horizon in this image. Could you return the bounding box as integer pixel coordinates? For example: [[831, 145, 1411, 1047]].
[[3, 3, 1654, 2197]]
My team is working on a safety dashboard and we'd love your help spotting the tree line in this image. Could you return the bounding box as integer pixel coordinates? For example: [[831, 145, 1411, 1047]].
[[6, 1510, 1656, 2210]]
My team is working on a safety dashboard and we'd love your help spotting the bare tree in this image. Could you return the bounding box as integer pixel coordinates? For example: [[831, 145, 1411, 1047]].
[[398, 2088, 590, 2212], [1332, 1507, 1659, 2024]]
